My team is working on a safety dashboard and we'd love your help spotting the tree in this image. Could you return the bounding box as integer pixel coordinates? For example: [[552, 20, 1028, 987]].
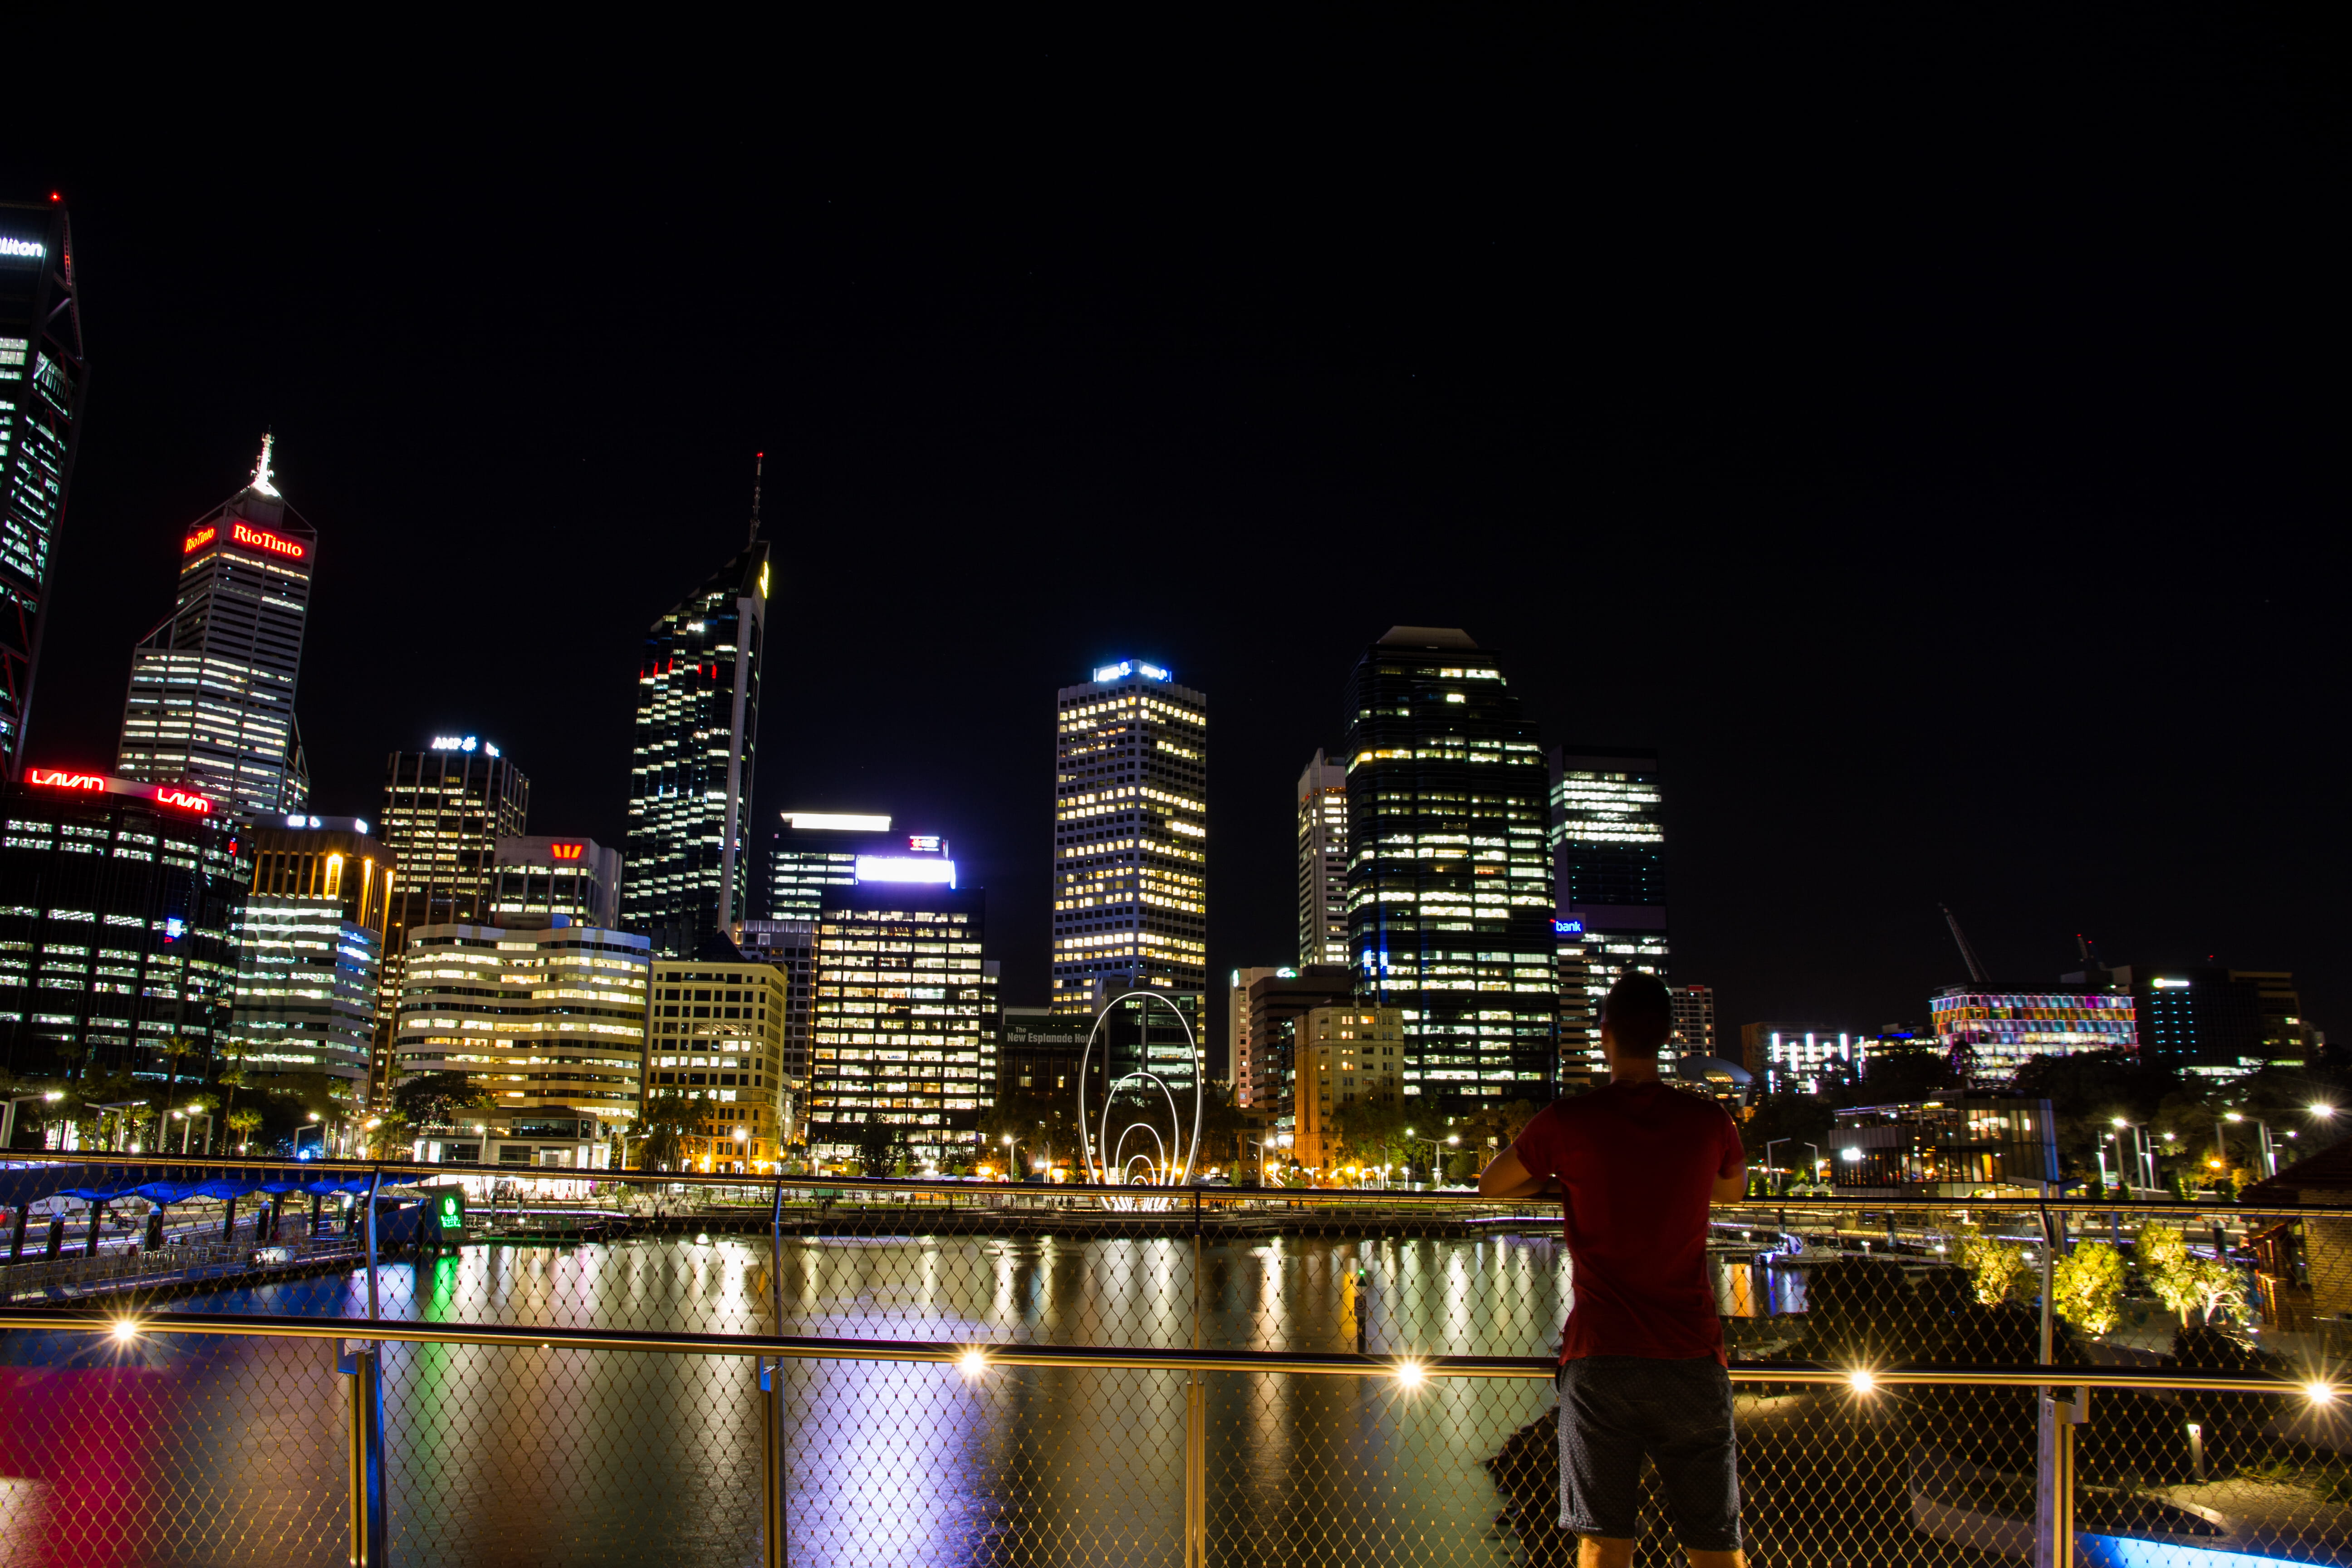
[[637, 1092, 699, 1171], [225, 1107, 262, 1153], [1861, 1049, 1961, 1103], [1960, 1230, 2032, 1307], [978, 1090, 1075, 1176], [2136, 1222, 2203, 1326], [2187, 1256, 2246, 1328], [160, 1035, 200, 1087], [1448, 1100, 1546, 1171], [2051, 1241, 2125, 1337], [1330, 1089, 1416, 1179], [855, 1118, 902, 1179], [391, 1072, 492, 1130], [1741, 1092, 1837, 1186]]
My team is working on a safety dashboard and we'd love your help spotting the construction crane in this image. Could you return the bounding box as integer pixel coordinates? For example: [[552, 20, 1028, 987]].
[[1940, 903, 1992, 984]]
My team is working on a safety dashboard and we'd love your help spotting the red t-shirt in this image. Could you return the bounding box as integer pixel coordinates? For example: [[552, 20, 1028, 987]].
[[1509, 1081, 1744, 1365]]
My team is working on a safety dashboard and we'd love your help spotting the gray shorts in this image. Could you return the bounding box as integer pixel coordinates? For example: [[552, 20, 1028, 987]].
[[1557, 1355, 1741, 1551]]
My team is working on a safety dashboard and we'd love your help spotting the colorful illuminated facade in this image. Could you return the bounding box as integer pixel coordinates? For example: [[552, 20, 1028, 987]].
[[1342, 627, 1556, 1116], [626, 541, 769, 957], [1051, 661, 1207, 1012], [0, 198, 87, 780], [1296, 750, 1348, 968], [1931, 985, 2137, 1088], [226, 819, 393, 1098], [117, 438, 315, 818], [0, 770, 248, 1084], [808, 857, 992, 1167]]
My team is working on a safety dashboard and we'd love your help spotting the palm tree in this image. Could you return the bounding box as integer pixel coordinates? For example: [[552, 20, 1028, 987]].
[[225, 1107, 262, 1154]]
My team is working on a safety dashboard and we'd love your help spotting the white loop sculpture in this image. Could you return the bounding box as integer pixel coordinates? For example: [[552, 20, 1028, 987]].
[[1076, 990, 1203, 1209]]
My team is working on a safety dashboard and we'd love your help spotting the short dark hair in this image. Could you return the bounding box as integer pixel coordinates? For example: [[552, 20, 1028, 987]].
[[1601, 970, 1673, 1054]]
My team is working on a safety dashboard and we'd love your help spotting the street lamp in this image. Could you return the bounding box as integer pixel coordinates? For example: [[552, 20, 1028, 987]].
[[2224, 1111, 2279, 1178], [2111, 1117, 2156, 1192], [733, 1126, 750, 1172], [0, 1089, 64, 1151], [1764, 1138, 1790, 1196]]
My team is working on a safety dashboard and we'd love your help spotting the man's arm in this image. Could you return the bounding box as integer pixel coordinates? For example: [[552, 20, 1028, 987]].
[[1711, 1161, 1748, 1204], [1478, 1145, 1560, 1200]]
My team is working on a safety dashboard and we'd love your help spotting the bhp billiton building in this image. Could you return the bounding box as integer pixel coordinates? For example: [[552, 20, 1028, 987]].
[[0, 198, 88, 779]]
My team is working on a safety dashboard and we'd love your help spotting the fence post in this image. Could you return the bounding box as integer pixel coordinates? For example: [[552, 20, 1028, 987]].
[[343, 1341, 389, 1566], [762, 1174, 786, 1568], [1186, 1182, 1205, 1568]]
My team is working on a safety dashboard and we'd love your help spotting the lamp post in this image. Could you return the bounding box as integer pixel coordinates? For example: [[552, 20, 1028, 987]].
[[1764, 1138, 1790, 1196], [1803, 1143, 1823, 1188], [733, 1126, 750, 1174], [1, 1089, 64, 1151], [2111, 1117, 2155, 1193], [2224, 1111, 2278, 1178]]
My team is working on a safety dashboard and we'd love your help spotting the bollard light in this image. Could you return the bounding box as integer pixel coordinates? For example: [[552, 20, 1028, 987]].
[[1848, 1370, 1877, 1395], [111, 1319, 138, 1344], [959, 1348, 989, 1379], [1393, 1360, 1426, 1389], [2308, 1382, 2337, 1406]]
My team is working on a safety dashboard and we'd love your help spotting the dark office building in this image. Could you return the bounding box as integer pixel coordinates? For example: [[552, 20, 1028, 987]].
[[2135, 967, 2306, 1079], [765, 812, 898, 919], [626, 541, 769, 957], [1341, 627, 1557, 1119], [1242, 964, 1357, 1147], [371, 740, 530, 1096], [0, 770, 248, 1082], [740, 916, 816, 1092], [1549, 745, 1668, 1083], [1832, 1098, 2062, 1197], [999, 1007, 1092, 1100], [0, 198, 88, 780]]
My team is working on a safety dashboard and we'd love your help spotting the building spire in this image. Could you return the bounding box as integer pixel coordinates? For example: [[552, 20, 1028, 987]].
[[250, 431, 280, 499], [747, 450, 764, 546]]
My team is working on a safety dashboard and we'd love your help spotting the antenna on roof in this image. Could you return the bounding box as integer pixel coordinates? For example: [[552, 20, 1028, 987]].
[[748, 450, 764, 545], [250, 432, 279, 498]]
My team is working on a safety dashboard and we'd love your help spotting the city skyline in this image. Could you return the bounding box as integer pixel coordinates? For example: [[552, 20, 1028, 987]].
[[3, 68, 2336, 1055]]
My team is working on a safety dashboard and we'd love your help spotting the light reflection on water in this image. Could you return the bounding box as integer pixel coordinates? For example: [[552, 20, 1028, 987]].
[[0, 1232, 1813, 1566]]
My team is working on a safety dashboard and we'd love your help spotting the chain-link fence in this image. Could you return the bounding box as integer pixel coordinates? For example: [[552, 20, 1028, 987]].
[[2, 1158, 2349, 1564]]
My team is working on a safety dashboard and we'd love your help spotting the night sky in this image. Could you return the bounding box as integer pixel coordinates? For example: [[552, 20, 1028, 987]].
[[5, 19, 2338, 1066]]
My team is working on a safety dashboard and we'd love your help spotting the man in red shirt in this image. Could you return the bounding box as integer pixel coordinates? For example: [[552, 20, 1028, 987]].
[[1479, 970, 1747, 1568]]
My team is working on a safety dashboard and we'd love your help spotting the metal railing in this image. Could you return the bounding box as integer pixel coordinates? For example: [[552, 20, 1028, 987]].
[[2, 1157, 2348, 1565]]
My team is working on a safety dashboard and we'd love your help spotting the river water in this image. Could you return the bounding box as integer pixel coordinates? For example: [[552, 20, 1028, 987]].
[[0, 1231, 1804, 1567]]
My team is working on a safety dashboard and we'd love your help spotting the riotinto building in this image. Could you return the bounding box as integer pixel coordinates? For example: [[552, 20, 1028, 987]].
[[627, 542, 769, 957], [117, 440, 317, 819], [0, 769, 247, 1083], [1051, 662, 1208, 1013], [1341, 628, 1557, 1117], [0, 198, 88, 780]]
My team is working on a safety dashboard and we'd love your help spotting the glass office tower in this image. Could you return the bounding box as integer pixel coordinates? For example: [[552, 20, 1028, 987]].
[[766, 812, 895, 918], [1549, 745, 1669, 1081], [226, 819, 393, 1100], [117, 438, 315, 818], [0, 198, 88, 780], [626, 541, 769, 957], [371, 740, 530, 1098], [1051, 661, 1207, 1013], [1296, 749, 1348, 969], [1341, 627, 1557, 1117]]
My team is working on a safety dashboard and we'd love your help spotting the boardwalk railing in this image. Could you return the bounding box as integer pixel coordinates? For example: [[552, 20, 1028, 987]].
[[0, 1157, 2347, 1566]]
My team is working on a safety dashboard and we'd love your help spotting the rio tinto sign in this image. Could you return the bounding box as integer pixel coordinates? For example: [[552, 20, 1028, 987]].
[[26, 769, 216, 816], [230, 521, 304, 560], [183, 525, 217, 554]]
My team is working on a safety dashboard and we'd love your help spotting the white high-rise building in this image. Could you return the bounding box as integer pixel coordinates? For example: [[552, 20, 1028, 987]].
[[1050, 661, 1207, 1012], [117, 438, 314, 818], [1296, 750, 1347, 969]]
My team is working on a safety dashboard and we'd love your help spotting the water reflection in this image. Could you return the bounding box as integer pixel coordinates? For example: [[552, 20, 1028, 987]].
[[0, 1232, 1614, 1566]]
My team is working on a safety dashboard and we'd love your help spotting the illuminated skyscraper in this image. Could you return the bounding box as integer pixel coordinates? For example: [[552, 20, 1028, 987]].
[[226, 819, 393, 1099], [117, 439, 314, 818], [1296, 750, 1348, 968], [1342, 628, 1557, 1117], [0, 197, 87, 780], [1051, 661, 1207, 1012], [626, 541, 769, 957], [1549, 745, 1668, 1081], [371, 739, 530, 1097]]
